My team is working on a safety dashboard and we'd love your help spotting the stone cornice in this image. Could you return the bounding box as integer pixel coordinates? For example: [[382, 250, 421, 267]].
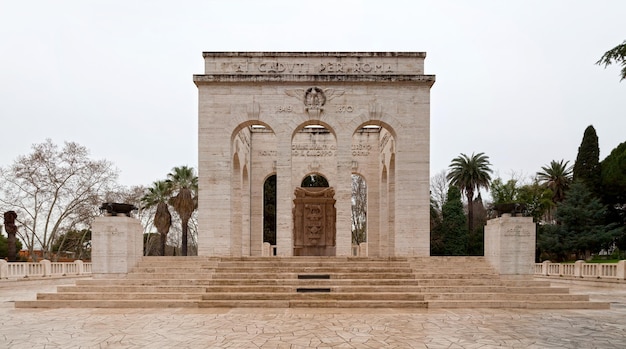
[[202, 52, 427, 58], [193, 74, 436, 86]]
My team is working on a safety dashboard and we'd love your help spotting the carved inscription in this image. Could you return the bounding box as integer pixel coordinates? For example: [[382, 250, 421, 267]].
[[274, 105, 294, 113], [504, 225, 530, 237], [258, 150, 276, 157], [232, 61, 394, 74], [335, 105, 354, 113], [352, 144, 372, 156], [292, 144, 336, 157]]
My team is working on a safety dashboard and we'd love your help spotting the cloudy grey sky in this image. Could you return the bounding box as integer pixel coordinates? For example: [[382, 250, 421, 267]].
[[1, 0, 624, 187]]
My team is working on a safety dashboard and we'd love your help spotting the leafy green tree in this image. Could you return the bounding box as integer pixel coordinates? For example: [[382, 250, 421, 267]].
[[430, 196, 444, 255], [596, 40, 626, 81], [167, 166, 198, 256], [141, 181, 172, 256], [440, 186, 468, 256], [517, 180, 554, 223], [601, 141, 626, 206], [0, 232, 23, 259], [537, 159, 573, 204], [600, 141, 626, 251], [447, 152, 493, 234], [52, 229, 91, 260], [490, 178, 519, 205], [468, 195, 487, 256], [554, 181, 618, 259], [573, 125, 601, 195]]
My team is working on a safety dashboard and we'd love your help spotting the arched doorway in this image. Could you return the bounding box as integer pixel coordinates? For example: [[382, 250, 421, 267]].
[[263, 175, 277, 247], [293, 173, 336, 256]]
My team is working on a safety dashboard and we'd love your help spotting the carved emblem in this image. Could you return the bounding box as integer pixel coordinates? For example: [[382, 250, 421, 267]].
[[285, 87, 344, 117]]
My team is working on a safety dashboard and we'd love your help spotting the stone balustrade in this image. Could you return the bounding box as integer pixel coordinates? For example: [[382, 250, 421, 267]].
[[0, 260, 92, 279], [535, 260, 626, 280]]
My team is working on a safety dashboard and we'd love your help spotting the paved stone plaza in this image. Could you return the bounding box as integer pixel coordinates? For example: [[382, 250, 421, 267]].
[[1, 278, 626, 348]]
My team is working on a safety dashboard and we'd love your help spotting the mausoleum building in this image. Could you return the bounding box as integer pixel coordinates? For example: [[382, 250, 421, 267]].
[[194, 52, 435, 257]]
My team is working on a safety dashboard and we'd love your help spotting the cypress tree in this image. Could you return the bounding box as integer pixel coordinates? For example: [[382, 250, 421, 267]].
[[573, 125, 601, 195], [441, 186, 468, 255]]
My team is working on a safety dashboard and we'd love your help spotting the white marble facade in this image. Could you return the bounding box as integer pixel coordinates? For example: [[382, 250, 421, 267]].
[[194, 52, 435, 257]]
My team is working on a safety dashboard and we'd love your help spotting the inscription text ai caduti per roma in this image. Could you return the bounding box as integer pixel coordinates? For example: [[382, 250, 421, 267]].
[[233, 61, 394, 74]]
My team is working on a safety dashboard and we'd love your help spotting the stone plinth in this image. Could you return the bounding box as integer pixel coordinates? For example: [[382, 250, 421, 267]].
[[293, 187, 336, 256], [484, 214, 536, 278], [91, 216, 143, 278]]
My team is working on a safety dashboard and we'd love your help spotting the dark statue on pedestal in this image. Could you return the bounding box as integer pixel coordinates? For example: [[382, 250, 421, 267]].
[[3, 211, 18, 261]]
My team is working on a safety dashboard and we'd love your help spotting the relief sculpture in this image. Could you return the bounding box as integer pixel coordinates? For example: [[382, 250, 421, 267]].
[[293, 187, 336, 256]]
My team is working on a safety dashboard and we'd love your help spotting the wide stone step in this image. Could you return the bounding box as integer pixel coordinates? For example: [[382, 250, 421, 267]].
[[37, 292, 204, 300], [218, 260, 411, 268], [126, 273, 215, 280], [212, 267, 414, 273], [418, 286, 570, 294], [427, 300, 611, 309], [415, 279, 535, 286], [197, 300, 429, 308], [412, 273, 498, 279], [15, 300, 200, 308], [211, 272, 415, 279], [57, 285, 209, 293], [421, 293, 589, 301], [205, 278, 422, 286], [131, 267, 217, 273], [201, 292, 425, 301], [76, 279, 215, 286]]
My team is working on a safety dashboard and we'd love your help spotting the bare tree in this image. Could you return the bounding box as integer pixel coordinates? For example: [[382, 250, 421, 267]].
[[430, 169, 449, 212], [0, 140, 118, 260], [351, 174, 367, 244]]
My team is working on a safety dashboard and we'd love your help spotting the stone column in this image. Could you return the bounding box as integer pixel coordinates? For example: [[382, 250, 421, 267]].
[[275, 134, 293, 256], [484, 214, 536, 278], [91, 216, 143, 278]]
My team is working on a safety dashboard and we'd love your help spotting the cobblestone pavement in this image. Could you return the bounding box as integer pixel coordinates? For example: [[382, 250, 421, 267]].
[[1, 278, 626, 348]]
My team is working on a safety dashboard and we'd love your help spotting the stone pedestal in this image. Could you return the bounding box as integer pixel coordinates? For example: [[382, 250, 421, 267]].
[[293, 187, 336, 256], [91, 216, 143, 278], [484, 214, 536, 278]]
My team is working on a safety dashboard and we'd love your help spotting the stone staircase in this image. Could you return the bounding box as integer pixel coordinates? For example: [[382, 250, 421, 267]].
[[15, 256, 610, 309]]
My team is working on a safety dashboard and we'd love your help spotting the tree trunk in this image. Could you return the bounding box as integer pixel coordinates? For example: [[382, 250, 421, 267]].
[[181, 218, 188, 256], [466, 189, 475, 236]]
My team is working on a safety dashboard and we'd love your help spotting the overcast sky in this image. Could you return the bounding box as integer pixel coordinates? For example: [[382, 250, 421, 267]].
[[1, 1, 624, 189]]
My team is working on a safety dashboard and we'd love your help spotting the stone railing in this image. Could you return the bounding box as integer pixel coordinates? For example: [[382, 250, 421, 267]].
[[0, 260, 92, 279], [535, 260, 626, 280]]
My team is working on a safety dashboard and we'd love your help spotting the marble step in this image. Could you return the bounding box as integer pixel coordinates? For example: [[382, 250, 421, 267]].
[[210, 272, 416, 279], [197, 300, 429, 308], [201, 292, 426, 301], [126, 273, 215, 280], [57, 285, 209, 293], [421, 293, 589, 301], [211, 267, 414, 273], [36, 292, 204, 300], [427, 300, 610, 309], [15, 300, 200, 308]]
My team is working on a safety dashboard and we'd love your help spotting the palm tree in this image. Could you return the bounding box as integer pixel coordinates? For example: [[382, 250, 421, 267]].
[[446, 152, 493, 234], [537, 159, 573, 204], [141, 181, 172, 256], [167, 166, 198, 256]]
